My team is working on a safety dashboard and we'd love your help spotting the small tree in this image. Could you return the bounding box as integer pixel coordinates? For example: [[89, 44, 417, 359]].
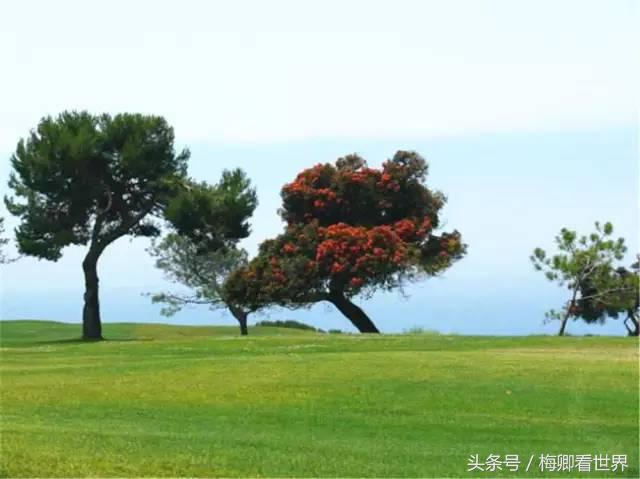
[[148, 234, 253, 336], [149, 170, 257, 335], [5, 111, 255, 340], [225, 152, 466, 333], [531, 222, 637, 336]]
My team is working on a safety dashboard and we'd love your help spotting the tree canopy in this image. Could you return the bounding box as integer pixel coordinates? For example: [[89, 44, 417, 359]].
[[573, 259, 639, 336], [6, 112, 188, 260], [225, 151, 466, 333], [165, 170, 257, 253]]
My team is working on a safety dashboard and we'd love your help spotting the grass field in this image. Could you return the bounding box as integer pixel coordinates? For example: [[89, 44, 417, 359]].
[[0, 320, 638, 477]]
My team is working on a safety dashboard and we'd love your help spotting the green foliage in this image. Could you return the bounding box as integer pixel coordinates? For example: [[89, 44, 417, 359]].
[[403, 326, 440, 335], [147, 233, 250, 316], [531, 222, 638, 334], [254, 319, 323, 332], [165, 170, 257, 252], [5, 111, 190, 260]]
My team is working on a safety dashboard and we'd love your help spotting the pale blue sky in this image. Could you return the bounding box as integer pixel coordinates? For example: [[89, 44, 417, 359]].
[[0, 0, 638, 334]]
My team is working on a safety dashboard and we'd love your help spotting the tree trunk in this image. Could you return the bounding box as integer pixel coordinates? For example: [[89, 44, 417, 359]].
[[627, 312, 639, 337], [559, 289, 578, 337], [327, 291, 380, 333], [82, 252, 103, 340], [229, 306, 249, 336], [558, 313, 570, 337]]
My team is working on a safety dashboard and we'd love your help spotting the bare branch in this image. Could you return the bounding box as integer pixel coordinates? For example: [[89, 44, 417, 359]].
[[154, 292, 221, 307]]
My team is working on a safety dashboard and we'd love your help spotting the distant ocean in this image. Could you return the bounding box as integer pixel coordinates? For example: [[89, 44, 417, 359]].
[[1, 278, 630, 337]]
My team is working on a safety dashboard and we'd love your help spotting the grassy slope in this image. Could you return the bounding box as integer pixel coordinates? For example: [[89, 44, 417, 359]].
[[0, 320, 638, 478]]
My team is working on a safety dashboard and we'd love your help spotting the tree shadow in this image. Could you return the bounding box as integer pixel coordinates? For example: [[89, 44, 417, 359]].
[[31, 337, 153, 346]]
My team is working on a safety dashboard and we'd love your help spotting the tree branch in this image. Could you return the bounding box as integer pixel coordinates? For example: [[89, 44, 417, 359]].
[[97, 189, 113, 216], [98, 199, 156, 249], [153, 292, 222, 307], [88, 188, 119, 253], [579, 285, 636, 304]]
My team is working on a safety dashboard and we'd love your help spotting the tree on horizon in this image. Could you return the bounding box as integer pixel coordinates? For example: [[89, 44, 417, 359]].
[[531, 222, 638, 336], [147, 232, 255, 336], [5, 111, 256, 340], [225, 151, 466, 333]]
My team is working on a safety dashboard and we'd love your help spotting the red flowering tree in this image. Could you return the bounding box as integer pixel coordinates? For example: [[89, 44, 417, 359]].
[[224, 152, 466, 333]]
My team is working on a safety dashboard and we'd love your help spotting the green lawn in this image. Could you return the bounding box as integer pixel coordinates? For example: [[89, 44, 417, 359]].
[[1, 320, 638, 477]]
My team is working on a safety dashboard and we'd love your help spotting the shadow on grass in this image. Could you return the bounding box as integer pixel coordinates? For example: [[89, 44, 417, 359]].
[[28, 337, 154, 346]]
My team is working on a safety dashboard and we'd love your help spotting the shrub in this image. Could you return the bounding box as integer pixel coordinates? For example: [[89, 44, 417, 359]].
[[255, 320, 322, 332]]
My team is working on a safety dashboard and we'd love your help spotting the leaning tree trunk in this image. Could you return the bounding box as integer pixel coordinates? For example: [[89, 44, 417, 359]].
[[327, 291, 380, 333], [229, 306, 249, 336], [627, 311, 639, 337], [82, 251, 103, 340], [558, 313, 570, 337], [559, 291, 578, 337]]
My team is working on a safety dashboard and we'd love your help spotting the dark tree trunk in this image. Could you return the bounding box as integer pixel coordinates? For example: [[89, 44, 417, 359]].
[[327, 291, 380, 333], [230, 306, 249, 336], [82, 251, 103, 340], [627, 312, 639, 337], [558, 314, 569, 337], [559, 290, 578, 337]]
